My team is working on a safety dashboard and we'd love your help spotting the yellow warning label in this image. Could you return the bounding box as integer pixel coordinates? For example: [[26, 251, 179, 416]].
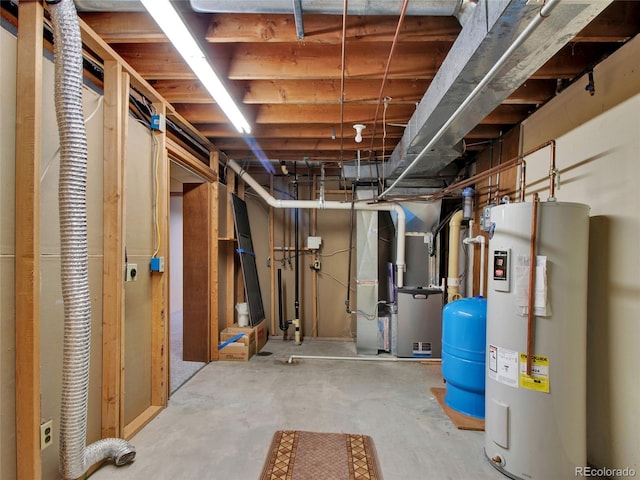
[[519, 353, 549, 393]]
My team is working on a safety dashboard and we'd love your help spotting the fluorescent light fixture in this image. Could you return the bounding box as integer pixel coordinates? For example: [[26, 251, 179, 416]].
[[141, 0, 251, 134]]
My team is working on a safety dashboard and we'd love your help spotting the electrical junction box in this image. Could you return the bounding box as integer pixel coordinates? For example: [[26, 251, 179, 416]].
[[150, 256, 165, 272], [481, 204, 495, 231], [306, 236, 322, 250], [150, 114, 166, 132]]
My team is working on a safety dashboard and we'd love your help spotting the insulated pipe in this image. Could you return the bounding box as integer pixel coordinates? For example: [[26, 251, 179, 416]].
[[380, 0, 561, 198], [277, 268, 286, 331], [447, 211, 464, 302], [228, 159, 406, 288], [463, 234, 486, 298], [48, 1, 136, 478]]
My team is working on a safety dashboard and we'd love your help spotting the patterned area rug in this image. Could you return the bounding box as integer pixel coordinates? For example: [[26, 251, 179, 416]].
[[260, 430, 383, 480]]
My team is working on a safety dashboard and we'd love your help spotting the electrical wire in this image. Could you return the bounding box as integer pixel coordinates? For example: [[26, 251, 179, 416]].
[[41, 94, 104, 183], [151, 129, 160, 257], [318, 270, 352, 290], [318, 247, 352, 258]]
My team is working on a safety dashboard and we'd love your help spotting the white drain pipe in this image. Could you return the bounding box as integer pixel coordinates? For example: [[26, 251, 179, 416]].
[[48, 0, 136, 477], [463, 235, 486, 298], [227, 159, 406, 288], [288, 355, 427, 364]]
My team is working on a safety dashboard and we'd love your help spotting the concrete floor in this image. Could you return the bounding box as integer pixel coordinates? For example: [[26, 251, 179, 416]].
[[90, 339, 505, 480]]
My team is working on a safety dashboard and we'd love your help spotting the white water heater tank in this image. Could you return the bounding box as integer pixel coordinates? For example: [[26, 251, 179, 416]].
[[485, 201, 590, 479]]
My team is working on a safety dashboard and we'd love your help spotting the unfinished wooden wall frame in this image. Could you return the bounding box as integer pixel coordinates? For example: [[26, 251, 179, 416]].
[[166, 140, 218, 365], [14, 1, 43, 478], [183, 182, 213, 362], [129, 100, 170, 440], [223, 169, 237, 328], [101, 59, 128, 439], [209, 151, 220, 360]]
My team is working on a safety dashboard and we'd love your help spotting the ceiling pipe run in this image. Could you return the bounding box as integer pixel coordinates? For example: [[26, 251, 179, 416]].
[[381, 0, 563, 197], [74, 0, 477, 25], [383, 0, 612, 187], [190, 0, 477, 24], [226, 158, 407, 288]]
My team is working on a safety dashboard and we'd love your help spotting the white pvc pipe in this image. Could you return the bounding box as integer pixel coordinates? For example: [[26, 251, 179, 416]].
[[227, 158, 406, 287], [466, 220, 475, 296], [380, 0, 561, 198], [287, 354, 428, 364], [463, 235, 487, 298]]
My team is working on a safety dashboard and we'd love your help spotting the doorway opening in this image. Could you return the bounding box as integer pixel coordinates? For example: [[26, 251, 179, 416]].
[[169, 161, 206, 393]]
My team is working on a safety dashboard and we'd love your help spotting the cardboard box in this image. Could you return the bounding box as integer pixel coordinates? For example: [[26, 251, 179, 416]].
[[220, 328, 255, 348], [254, 319, 267, 353], [222, 318, 268, 354], [218, 336, 256, 361]]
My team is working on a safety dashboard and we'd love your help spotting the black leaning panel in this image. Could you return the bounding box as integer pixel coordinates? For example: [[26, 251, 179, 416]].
[[231, 193, 265, 327]]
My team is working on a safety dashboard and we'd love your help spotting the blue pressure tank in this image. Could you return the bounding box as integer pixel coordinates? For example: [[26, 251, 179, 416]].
[[442, 296, 487, 418]]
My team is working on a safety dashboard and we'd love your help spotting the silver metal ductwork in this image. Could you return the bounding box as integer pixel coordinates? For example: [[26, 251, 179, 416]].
[[190, 0, 476, 23], [383, 0, 614, 185], [73, 0, 477, 24], [48, 0, 136, 477]]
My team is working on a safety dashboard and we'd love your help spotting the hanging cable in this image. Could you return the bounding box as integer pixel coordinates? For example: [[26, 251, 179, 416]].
[[338, 0, 348, 178], [344, 184, 356, 313], [366, 0, 409, 187]]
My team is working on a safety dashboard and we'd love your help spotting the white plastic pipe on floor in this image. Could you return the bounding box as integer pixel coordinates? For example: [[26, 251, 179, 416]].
[[227, 158, 406, 287], [287, 354, 428, 364]]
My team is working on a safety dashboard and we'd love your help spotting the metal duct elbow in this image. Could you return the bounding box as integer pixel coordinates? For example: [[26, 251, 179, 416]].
[[48, 0, 135, 478]]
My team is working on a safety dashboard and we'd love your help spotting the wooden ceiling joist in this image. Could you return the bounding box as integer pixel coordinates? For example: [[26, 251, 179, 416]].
[[255, 104, 416, 124], [205, 14, 461, 44], [227, 42, 451, 80]]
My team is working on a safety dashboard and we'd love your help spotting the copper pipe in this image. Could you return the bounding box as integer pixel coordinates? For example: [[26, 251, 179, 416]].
[[519, 161, 527, 202], [423, 140, 556, 203], [548, 139, 557, 200], [358, 139, 554, 205], [367, 0, 410, 159], [338, 0, 348, 165], [526, 192, 540, 375]]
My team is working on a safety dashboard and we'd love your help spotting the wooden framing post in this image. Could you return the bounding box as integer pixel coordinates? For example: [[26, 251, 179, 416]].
[[224, 169, 236, 328], [15, 2, 43, 478], [101, 59, 127, 439], [269, 176, 276, 335], [149, 102, 169, 410], [210, 151, 220, 360]]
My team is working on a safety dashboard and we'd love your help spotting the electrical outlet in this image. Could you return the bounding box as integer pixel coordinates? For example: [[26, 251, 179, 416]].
[[41, 419, 53, 450], [125, 263, 138, 282]]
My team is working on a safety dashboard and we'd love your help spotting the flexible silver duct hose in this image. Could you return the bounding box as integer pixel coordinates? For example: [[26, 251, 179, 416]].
[[48, 0, 136, 478]]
